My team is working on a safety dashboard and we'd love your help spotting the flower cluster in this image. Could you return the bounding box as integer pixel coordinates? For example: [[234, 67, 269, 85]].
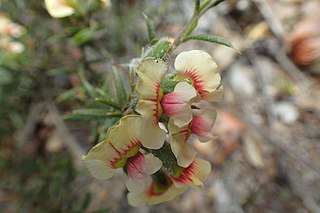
[[83, 50, 222, 206], [0, 14, 26, 54]]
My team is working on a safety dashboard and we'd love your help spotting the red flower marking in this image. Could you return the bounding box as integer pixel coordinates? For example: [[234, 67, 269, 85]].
[[172, 161, 196, 184], [108, 140, 141, 168], [151, 82, 161, 127], [183, 68, 208, 99]]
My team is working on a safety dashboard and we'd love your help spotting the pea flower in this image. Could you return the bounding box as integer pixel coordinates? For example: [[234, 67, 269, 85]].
[[127, 158, 211, 207], [44, 0, 75, 18], [82, 115, 162, 187], [136, 59, 198, 149], [169, 108, 217, 167], [175, 50, 223, 102]]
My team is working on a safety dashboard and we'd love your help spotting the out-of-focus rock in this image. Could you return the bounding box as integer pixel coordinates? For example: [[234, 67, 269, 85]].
[[271, 101, 299, 125], [229, 63, 256, 97]]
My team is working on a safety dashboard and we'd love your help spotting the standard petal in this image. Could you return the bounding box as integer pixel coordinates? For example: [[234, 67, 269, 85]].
[[191, 108, 217, 142], [82, 140, 119, 180], [140, 118, 166, 149], [174, 50, 221, 100], [171, 132, 197, 168], [107, 115, 142, 158], [172, 158, 211, 188], [136, 99, 162, 127], [136, 58, 166, 100], [44, 0, 75, 18], [136, 100, 166, 149]]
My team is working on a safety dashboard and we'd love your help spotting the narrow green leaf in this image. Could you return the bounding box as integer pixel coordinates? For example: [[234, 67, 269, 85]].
[[72, 109, 121, 117], [112, 66, 127, 106], [72, 28, 95, 46], [182, 35, 238, 52], [78, 69, 96, 98], [62, 114, 93, 121], [94, 97, 121, 110], [94, 88, 121, 110], [63, 109, 122, 120], [47, 68, 72, 76], [142, 12, 158, 44], [56, 87, 84, 103]]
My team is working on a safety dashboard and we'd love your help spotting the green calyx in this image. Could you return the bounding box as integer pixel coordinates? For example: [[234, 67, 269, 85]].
[[160, 76, 180, 94], [146, 40, 172, 60]]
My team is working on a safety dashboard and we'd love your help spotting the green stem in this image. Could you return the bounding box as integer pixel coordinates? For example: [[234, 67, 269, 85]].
[[173, 0, 227, 49]]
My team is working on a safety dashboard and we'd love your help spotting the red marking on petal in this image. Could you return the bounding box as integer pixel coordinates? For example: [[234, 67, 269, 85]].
[[172, 161, 196, 184], [108, 140, 141, 168], [182, 69, 208, 99], [150, 82, 161, 127]]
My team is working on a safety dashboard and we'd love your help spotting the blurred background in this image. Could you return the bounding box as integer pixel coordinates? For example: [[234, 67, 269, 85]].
[[0, 0, 320, 212]]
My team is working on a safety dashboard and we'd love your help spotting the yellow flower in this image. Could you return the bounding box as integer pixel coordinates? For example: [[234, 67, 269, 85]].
[[82, 115, 162, 184], [170, 158, 211, 188], [44, 0, 75, 18], [136, 59, 198, 149], [174, 50, 223, 102], [169, 108, 217, 167], [127, 157, 211, 207], [127, 172, 187, 207]]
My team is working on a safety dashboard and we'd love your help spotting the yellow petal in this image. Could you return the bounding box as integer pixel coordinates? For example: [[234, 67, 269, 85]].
[[136, 58, 166, 100], [191, 158, 211, 187], [82, 140, 118, 180], [172, 158, 211, 188], [205, 85, 224, 102], [173, 82, 199, 103], [136, 100, 166, 149], [143, 154, 163, 175], [175, 50, 221, 100], [141, 119, 166, 149], [126, 177, 147, 192], [106, 115, 142, 158], [44, 0, 75, 18], [171, 132, 197, 168]]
